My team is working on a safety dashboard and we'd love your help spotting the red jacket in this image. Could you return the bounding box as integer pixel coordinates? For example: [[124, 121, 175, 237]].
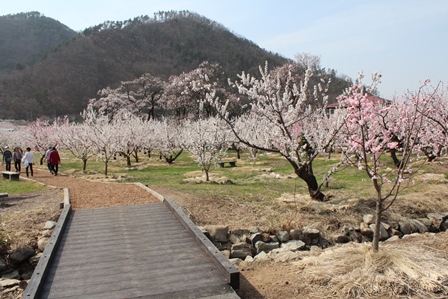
[[48, 150, 61, 165]]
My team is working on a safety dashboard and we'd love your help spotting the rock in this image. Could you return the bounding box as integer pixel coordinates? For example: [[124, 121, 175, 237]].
[[289, 228, 302, 240], [298, 234, 311, 246], [389, 220, 400, 230], [229, 258, 242, 267], [37, 237, 50, 252], [269, 234, 279, 243], [249, 233, 262, 245], [335, 235, 350, 244], [43, 221, 57, 230], [0, 258, 8, 272], [255, 241, 279, 254], [390, 228, 403, 237], [303, 227, 320, 239], [41, 230, 52, 238], [441, 218, 448, 232], [281, 240, 306, 251], [21, 270, 34, 280], [19, 280, 28, 290], [221, 250, 230, 258], [409, 219, 428, 234], [340, 224, 355, 234], [363, 214, 374, 224], [230, 243, 252, 259], [319, 238, 332, 248], [9, 246, 35, 264], [229, 234, 241, 244], [244, 256, 254, 263], [261, 233, 271, 242], [276, 231, 290, 243], [2, 269, 20, 280], [29, 252, 42, 267], [253, 251, 269, 263], [249, 227, 260, 234], [369, 223, 389, 241], [360, 222, 373, 237], [399, 221, 413, 235], [348, 230, 363, 243], [381, 222, 390, 231], [427, 212, 444, 228], [204, 225, 229, 243]]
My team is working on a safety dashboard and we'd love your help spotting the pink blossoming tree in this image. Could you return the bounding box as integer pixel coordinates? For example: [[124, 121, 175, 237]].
[[338, 76, 432, 251]]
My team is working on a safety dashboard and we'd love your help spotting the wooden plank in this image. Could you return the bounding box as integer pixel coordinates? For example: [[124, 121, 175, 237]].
[[36, 202, 239, 298], [163, 197, 240, 290], [22, 202, 71, 298]]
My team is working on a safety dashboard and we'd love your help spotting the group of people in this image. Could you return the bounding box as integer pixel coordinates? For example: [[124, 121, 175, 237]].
[[2, 146, 61, 177], [43, 147, 61, 175], [2, 146, 36, 177]]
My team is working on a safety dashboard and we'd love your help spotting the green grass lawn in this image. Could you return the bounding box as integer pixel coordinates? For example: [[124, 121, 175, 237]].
[[0, 178, 49, 195], [3, 148, 442, 204], [55, 149, 380, 202]]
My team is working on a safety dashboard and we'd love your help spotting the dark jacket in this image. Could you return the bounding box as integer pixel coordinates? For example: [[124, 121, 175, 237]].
[[48, 150, 61, 165]]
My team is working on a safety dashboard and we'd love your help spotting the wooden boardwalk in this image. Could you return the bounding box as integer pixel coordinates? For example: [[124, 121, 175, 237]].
[[24, 194, 239, 298]]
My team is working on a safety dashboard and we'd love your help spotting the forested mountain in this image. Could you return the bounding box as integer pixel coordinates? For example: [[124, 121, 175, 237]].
[[0, 12, 77, 73], [0, 11, 291, 120]]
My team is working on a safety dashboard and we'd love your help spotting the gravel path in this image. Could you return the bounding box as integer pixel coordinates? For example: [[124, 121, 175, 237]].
[[30, 169, 160, 209]]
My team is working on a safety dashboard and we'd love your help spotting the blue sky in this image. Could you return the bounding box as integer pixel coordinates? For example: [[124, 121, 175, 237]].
[[2, 0, 447, 99]]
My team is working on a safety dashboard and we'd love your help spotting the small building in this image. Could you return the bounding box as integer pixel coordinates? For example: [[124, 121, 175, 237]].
[[326, 95, 390, 115]]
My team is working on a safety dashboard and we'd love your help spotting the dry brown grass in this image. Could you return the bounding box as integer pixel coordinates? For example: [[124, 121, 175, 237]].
[[296, 234, 448, 298]]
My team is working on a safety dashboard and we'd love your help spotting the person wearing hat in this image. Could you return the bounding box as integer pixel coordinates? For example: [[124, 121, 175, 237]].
[[2, 146, 12, 171]]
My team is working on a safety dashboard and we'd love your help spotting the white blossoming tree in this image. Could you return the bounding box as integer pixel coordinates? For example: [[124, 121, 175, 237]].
[[211, 61, 346, 201], [153, 118, 184, 164], [180, 105, 232, 181]]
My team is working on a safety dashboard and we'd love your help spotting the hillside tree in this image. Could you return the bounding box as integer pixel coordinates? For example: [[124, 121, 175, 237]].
[[338, 75, 432, 251], [211, 59, 346, 201]]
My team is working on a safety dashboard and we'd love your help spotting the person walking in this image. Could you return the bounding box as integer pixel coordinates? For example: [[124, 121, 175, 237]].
[[13, 147, 23, 172], [2, 146, 12, 171], [43, 147, 53, 174], [48, 147, 61, 175], [22, 147, 35, 177]]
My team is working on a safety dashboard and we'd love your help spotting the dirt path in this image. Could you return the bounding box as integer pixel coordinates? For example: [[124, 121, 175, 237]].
[[30, 169, 160, 209]]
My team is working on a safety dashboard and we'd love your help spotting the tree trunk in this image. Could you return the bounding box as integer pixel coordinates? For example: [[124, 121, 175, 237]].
[[372, 179, 382, 252], [295, 166, 326, 201], [133, 150, 139, 163], [126, 155, 131, 166], [390, 149, 401, 168], [104, 161, 108, 176], [205, 169, 210, 181], [82, 159, 87, 171]]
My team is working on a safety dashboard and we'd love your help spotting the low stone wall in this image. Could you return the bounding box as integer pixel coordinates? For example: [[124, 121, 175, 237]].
[[200, 211, 448, 266], [0, 220, 56, 296]]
